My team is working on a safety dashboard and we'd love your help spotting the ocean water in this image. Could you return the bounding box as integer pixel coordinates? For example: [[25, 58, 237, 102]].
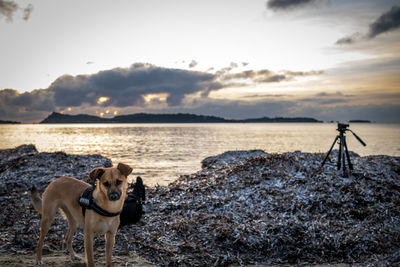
[[1, 123, 399, 186]]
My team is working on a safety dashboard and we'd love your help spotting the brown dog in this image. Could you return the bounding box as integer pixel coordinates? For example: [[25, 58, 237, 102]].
[[30, 163, 132, 267]]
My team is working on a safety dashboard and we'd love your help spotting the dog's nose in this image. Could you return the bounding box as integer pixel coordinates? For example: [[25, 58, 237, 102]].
[[108, 192, 120, 201]]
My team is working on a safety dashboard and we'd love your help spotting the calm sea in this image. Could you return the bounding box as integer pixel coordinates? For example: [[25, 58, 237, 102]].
[[1, 123, 399, 186]]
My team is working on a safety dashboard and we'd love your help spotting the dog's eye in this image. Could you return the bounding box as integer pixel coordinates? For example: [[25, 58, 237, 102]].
[[103, 181, 110, 187], [116, 180, 122, 186]]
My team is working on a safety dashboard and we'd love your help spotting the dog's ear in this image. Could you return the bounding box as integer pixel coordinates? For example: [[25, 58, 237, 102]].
[[117, 163, 133, 177], [89, 167, 105, 181]]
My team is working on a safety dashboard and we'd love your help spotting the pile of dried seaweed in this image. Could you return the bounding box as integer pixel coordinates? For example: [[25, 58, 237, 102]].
[[0, 145, 112, 254], [122, 150, 400, 266], [1, 146, 399, 266]]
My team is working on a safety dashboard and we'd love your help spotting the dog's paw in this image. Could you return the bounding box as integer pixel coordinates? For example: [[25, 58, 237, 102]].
[[36, 260, 43, 265]]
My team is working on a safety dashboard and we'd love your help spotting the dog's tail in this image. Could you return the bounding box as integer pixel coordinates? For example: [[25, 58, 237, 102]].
[[30, 185, 42, 214]]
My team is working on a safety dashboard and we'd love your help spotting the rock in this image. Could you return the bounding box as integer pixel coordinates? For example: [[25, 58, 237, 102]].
[[201, 150, 268, 168]]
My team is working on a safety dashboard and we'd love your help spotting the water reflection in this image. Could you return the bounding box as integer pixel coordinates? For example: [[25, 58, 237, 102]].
[[1, 123, 399, 186]]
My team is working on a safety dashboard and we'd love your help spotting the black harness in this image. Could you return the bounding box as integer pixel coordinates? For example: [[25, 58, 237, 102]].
[[78, 187, 122, 217]]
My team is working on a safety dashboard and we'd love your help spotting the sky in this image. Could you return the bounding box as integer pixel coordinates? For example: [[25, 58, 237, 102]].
[[0, 0, 399, 123]]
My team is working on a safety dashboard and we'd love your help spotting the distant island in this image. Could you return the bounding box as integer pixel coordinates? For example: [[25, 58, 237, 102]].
[[40, 112, 322, 124], [349, 120, 371, 123], [0, 119, 20, 124]]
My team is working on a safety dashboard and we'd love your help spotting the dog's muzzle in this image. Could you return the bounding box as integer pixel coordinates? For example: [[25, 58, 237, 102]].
[[108, 192, 121, 201]]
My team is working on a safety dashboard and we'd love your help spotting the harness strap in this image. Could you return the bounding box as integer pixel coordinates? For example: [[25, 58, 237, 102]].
[[79, 187, 122, 217]]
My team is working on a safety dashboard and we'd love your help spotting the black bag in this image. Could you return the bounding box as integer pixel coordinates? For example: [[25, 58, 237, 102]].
[[120, 176, 146, 227]]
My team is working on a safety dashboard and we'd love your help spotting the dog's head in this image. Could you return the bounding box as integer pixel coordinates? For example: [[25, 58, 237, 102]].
[[89, 163, 132, 201]]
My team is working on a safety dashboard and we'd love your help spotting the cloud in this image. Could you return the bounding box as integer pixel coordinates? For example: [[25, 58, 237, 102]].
[[0, 0, 32, 22], [3, 63, 322, 122], [336, 6, 400, 45], [281, 70, 324, 76], [0, 0, 17, 21], [22, 4, 33, 20], [3, 62, 397, 123], [0, 63, 225, 121], [0, 88, 55, 121], [215, 62, 240, 76], [220, 69, 323, 84], [266, 0, 319, 11], [189, 60, 198, 68], [367, 5, 400, 39], [49, 63, 223, 107]]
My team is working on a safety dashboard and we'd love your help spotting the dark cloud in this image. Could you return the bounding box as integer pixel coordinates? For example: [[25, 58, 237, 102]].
[[0, 0, 32, 22], [262, 74, 289, 83], [336, 6, 400, 45], [367, 5, 400, 39], [49, 63, 222, 107], [0, 88, 55, 121], [266, 0, 318, 11], [0, 63, 224, 121], [6, 63, 323, 121]]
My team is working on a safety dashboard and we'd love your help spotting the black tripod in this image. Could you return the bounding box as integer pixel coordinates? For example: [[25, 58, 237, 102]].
[[321, 123, 366, 177]]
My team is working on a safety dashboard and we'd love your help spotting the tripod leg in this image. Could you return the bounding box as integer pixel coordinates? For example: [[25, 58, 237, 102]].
[[337, 135, 342, 170], [342, 136, 348, 177], [343, 137, 353, 171], [321, 136, 339, 167]]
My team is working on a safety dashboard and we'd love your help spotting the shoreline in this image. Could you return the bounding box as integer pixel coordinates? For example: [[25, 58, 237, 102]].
[[0, 145, 399, 266]]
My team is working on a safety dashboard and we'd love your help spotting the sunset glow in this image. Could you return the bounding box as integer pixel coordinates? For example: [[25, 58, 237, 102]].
[[143, 93, 168, 103], [97, 97, 110, 104]]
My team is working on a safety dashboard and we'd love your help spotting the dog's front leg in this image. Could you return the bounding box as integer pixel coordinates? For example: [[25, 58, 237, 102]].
[[84, 225, 95, 267], [105, 230, 116, 267]]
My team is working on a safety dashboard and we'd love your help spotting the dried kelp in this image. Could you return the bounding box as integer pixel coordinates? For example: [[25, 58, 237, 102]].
[[0, 146, 399, 266], [122, 150, 400, 266]]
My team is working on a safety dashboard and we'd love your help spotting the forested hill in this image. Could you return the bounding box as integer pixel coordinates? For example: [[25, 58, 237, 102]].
[[40, 112, 322, 123]]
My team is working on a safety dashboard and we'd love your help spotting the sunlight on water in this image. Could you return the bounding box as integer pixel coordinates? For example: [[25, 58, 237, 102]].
[[1, 123, 399, 186]]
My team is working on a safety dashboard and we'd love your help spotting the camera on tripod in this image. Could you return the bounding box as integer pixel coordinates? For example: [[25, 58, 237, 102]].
[[337, 123, 349, 131], [321, 122, 366, 177]]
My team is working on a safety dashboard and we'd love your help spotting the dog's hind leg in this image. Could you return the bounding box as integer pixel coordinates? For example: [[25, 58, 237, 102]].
[[61, 207, 82, 261], [36, 202, 57, 264]]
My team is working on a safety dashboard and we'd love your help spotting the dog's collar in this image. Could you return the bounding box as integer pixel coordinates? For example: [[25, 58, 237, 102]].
[[79, 187, 122, 217]]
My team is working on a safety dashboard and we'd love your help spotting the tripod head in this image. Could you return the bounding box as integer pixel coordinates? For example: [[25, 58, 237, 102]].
[[337, 123, 349, 133], [336, 123, 366, 146]]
